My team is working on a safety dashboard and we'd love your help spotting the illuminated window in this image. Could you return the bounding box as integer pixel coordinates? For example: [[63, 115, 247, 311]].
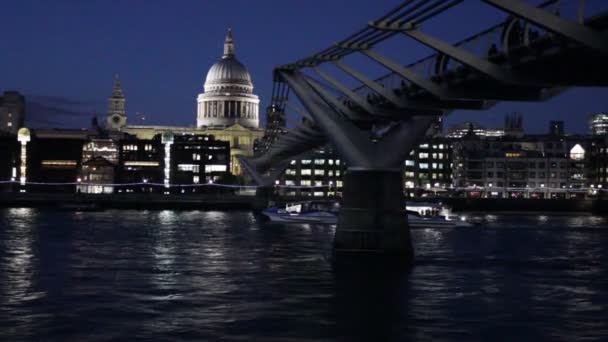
[[419, 163, 429, 169], [301, 169, 312, 175], [205, 165, 227, 172], [124, 161, 159, 167], [570, 144, 585, 160], [300, 180, 311, 186], [302, 160, 312, 165], [419, 153, 429, 159], [193, 153, 201, 161], [405, 160, 415, 166], [314, 159, 325, 165], [314, 169, 325, 176], [178, 164, 200, 172]]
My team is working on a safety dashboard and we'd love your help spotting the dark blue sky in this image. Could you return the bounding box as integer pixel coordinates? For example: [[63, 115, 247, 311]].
[[1, 0, 606, 133]]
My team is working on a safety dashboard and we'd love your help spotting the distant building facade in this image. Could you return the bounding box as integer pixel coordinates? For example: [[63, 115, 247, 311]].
[[404, 138, 453, 197], [589, 112, 608, 135], [446, 121, 505, 138], [277, 146, 346, 198], [451, 131, 600, 199]]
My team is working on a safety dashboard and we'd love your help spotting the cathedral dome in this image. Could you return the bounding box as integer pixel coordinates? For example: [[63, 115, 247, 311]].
[[205, 58, 252, 88], [197, 28, 260, 129], [203, 27, 253, 94]]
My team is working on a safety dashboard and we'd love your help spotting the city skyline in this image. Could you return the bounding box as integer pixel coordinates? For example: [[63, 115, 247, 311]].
[[1, 0, 607, 133]]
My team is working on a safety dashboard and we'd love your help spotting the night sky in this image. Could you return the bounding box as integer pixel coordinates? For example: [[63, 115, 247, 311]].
[[1, 0, 607, 133]]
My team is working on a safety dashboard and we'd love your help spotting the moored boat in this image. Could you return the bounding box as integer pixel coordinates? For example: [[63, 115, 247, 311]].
[[262, 201, 473, 227]]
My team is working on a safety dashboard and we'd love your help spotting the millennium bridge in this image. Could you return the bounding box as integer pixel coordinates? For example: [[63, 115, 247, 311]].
[[241, 0, 608, 263]]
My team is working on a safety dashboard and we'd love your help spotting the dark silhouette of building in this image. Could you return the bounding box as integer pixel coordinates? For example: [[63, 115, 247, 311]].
[[0, 91, 25, 135], [549, 120, 565, 136]]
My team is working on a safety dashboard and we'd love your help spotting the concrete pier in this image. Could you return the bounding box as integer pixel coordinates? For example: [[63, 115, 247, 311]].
[[334, 169, 413, 263]]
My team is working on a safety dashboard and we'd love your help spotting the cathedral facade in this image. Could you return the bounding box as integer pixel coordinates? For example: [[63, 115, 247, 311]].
[[106, 28, 264, 175]]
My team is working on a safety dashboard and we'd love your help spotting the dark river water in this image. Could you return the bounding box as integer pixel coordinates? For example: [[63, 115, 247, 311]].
[[0, 209, 607, 341]]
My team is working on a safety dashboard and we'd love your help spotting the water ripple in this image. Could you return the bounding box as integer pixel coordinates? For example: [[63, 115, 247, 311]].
[[0, 209, 607, 341]]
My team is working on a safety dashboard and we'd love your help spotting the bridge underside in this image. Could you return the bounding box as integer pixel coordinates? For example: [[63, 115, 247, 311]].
[[244, 0, 608, 264]]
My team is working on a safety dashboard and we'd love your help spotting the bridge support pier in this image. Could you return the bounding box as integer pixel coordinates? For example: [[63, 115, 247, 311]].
[[335, 169, 413, 264], [253, 186, 274, 212]]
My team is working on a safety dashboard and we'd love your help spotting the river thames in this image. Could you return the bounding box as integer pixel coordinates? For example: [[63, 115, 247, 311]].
[[0, 208, 607, 341]]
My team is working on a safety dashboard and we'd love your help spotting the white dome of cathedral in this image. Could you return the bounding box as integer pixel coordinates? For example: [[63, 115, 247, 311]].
[[197, 28, 260, 128], [205, 58, 253, 90]]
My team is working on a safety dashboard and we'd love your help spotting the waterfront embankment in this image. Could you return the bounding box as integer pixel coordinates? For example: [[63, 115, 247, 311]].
[[0, 193, 254, 210], [3, 193, 608, 214]]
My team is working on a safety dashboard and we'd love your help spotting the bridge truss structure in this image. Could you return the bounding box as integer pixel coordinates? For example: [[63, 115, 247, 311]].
[[242, 0, 608, 261]]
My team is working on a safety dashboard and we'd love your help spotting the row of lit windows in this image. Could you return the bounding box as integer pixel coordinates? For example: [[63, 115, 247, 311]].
[[283, 191, 341, 197], [297, 159, 341, 165], [416, 153, 446, 159], [484, 161, 584, 169], [405, 172, 450, 180], [285, 169, 342, 177], [483, 182, 586, 189], [418, 163, 445, 170], [418, 144, 448, 150], [283, 180, 343, 187], [480, 171, 586, 179], [177, 164, 227, 173]]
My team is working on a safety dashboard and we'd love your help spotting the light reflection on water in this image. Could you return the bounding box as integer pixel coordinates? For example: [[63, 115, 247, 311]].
[[0, 209, 607, 341]]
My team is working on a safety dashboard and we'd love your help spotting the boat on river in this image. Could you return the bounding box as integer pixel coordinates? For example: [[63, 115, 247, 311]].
[[262, 201, 473, 228], [262, 201, 339, 224]]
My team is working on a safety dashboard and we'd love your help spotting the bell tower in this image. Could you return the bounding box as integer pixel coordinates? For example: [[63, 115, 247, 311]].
[[105, 74, 127, 130]]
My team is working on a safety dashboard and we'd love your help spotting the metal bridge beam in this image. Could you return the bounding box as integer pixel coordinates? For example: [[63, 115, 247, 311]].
[[281, 70, 376, 167], [333, 60, 407, 107], [402, 29, 541, 86], [303, 76, 376, 122], [312, 67, 440, 117], [360, 49, 536, 102], [482, 0, 608, 55], [284, 101, 314, 121], [313, 67, 378, 114]]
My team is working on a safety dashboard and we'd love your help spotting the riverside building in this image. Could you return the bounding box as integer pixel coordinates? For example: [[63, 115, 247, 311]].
[[451, 125, 601, 199], [403, 138, 453, 197], [277, 146, 346, 198]]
